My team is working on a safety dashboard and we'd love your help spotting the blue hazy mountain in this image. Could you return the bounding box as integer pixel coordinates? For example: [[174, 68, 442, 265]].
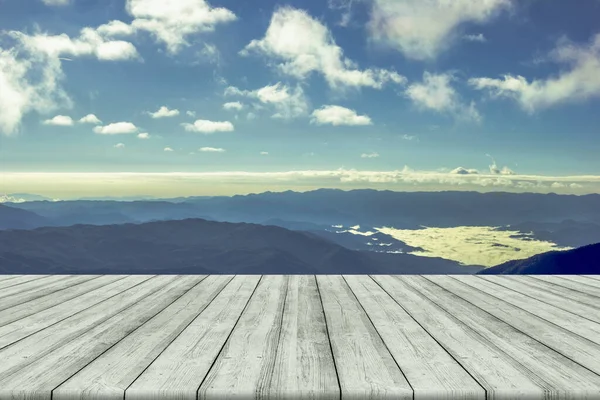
[[0, 219, 482, 275], [7, 190, 600, 231], [479, 242, 600, 274], [0, 204, 49, 230]]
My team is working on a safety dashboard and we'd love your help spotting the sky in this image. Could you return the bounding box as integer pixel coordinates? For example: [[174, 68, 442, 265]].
[[1, 0, 600, 198]]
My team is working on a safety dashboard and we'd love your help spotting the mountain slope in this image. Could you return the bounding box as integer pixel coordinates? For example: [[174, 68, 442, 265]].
[[0, 204, 48, 230], [0, 218, 481, 274], [479, 243, 600, 274]]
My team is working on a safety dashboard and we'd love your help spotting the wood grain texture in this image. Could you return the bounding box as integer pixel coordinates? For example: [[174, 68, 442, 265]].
[[425, 275, 600, 377], [573, 276, 600, 289], [343, 275, 484, 400], [529, 275, 600, 297], [451, 275, 600, 346], [266, 275, 339, 400], [0, 275, 99, 312], [401, 276, 600, 398], [317, 275, 412, 400], [479, 276, 600, 323], [503, 275, 600, 309], [197, 275, 289, 400], [0, 275, 63, 301], [372, 275, 549, 400], [0, 276, 204, 400], [0, 275, 128, 327], [0, 275, 19, 283], [582, 275, 600, 282], [127, 275, 261, 400], [53, 275, 230, 400], [0, 275, 152, 349], [0, 275, 49, 291]]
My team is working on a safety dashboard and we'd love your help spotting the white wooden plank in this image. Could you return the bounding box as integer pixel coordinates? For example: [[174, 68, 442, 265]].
[[197, 275, 290, 400], [0, 275, 49, 291], [0, 275, 128, 327], [0, 275, 205, 400], [0, 275, 164, 370], [582, 275, 600, 282], [426, 275, 600, 376], [0, 275, 19, 283], [127, 275, 261, 400], [574, 276, 600, 289], [505, 275, 600, 308], [402, 276, 600, 397], [0, 275, 64, 300], [0, 275, 152, 348], [316, 275, 412, 400], [479, 276, 600, 323], [0, 275, 100, 312], [451, 275, 600, 346], [372, 275, 549, 400], [263, 275, 339, 399], [52, 275, 231, 400], [343, 275, 485, 400], [529, 275, 600, 297]]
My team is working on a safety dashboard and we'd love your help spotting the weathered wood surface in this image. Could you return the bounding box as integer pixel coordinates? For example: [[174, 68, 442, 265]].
[[0, 274, 599, 400]]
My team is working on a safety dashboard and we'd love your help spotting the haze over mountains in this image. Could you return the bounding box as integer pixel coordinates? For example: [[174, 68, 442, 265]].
[[1, 189, 599, 274]]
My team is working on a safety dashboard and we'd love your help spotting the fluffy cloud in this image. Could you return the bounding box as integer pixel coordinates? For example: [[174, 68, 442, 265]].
[[260, 151, 269, 155], [242, 7, 406, 90], [181, 119, 234, 133], [311, 105, 372, 126], [367, 0, 511, 60], [148, 106, 180, 118], [463, 33, 487, 43], [223, 101, 244, 111], [137, 132, 150, 139], [186, 111, 196, 117], [361, 152, 380, 158], [469, 33, 600, 112], [113, 143, 125, 148], [486, 154, 515, 175], [225, 82, 309, 120], [42, 0, 70, 5], [42, 115, 73, 126], [78, 114, 102, 124], [406, 72, 481, 122], [125, 0, 237, 53], [12, 27, 140, 62], [0, 42, 71, 135], [93, 122, 138, 134], [164, 147, 174, 152], [199, 147, 225, 152]]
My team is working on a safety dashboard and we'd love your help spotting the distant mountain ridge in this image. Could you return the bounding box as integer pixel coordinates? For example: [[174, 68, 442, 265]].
[[479, 242, 600, 274], [0, 218, 482, 275], [7, 190, 600, 230]]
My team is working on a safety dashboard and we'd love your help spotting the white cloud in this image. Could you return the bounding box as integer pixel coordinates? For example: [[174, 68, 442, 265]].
[[181, 119, 234, 133], [242, 7, 406, 90], [401, 134, 417, 141], [41, 0, 70, 5], [406, 72, 481, 122], [486, 154, 515, 175], [42, 115, 73, 126], [260, 151, 269, 155], [148, 106, 180, 118], [0, 41, 71, 135], [463, 33, 487, 43], [96, 20, 136, 37], [125, 0, 237, 54], [469, 33, 600, 112], [367, 0, 511, 60], [13, 27, 140, 62], [137, 132, 150, 139], [311, 105, 372, 126], [247, 112, 257, 120], [114, 143, 125, 148], [93, 122, 138, 134], [186, 110, 196, 117], [199, 147, 225, 152], [164, 147, 174, 152], [361, 152, 379, 158], [78, 113, 102, 124], [198, 43, 220, 64], [223, 101, 244, 111], [226, 82, 309, 120]]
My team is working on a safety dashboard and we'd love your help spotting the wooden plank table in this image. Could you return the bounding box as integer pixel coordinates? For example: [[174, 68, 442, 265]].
[[1, 275, 600, 399]]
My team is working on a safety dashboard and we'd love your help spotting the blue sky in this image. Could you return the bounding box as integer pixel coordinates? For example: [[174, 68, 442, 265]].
[[1, 0, 599, 198]]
